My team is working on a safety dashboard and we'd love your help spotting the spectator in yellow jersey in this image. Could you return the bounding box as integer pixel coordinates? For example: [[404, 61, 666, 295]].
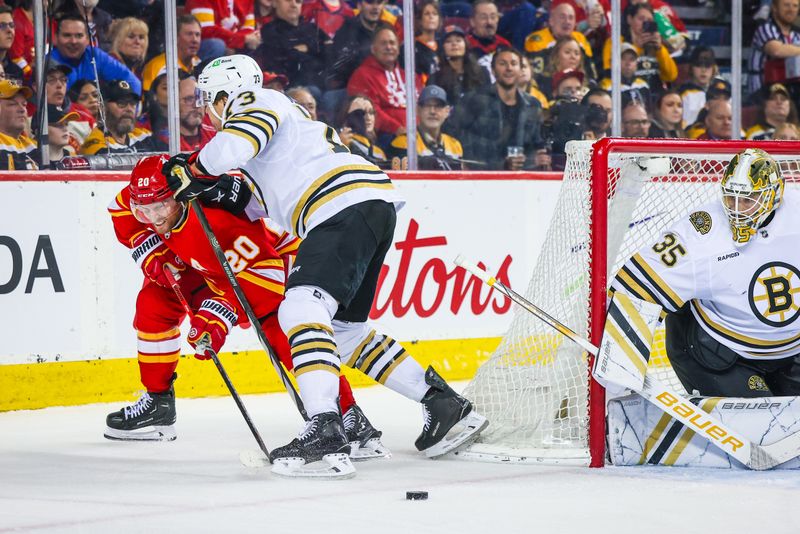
[[518, 56, 548, 110], [0, 79, 35, 170], [141, 15, 202, 93], [80, 79, 154, 155], [524, 0, 595, 80], [387, 85, 464, 171], [746, 82, 799, 140]]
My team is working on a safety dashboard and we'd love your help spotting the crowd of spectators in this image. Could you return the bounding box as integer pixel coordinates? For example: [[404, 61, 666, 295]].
[[1, 0, 799, 171]]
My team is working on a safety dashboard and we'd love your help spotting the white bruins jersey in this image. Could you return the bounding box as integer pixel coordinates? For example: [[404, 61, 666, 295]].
[[197, 88, 405, 238], [611, 189, 800, 360]]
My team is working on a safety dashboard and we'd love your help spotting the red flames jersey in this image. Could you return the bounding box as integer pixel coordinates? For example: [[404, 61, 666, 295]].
[[109, 187, 300, 319]]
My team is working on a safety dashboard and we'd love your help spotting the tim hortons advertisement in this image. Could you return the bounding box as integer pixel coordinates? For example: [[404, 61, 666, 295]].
[[0, 175, 560, 364]]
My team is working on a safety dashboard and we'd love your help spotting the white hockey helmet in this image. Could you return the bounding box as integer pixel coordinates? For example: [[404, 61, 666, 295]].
[[197, 55, 263, 121]]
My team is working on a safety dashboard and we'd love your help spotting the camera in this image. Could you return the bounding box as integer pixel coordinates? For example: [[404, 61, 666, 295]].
[[545, 97, 587, 155], [584, 103, 609, 132], [642, 20, 658, 33]]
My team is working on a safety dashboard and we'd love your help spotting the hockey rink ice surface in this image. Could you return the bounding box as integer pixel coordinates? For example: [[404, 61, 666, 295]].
[[2, 383, 799, 534]]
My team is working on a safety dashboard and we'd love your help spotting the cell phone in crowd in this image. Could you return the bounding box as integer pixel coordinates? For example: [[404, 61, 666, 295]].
[[507, 146, 524, 158], [642, 20, 658, 34]]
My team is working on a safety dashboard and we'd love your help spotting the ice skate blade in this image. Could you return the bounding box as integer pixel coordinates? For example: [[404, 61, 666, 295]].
[[103, 425, 176, 442], [271, 452, 356, 479], [349, 438, 392, 461], [424, 412, 489, 459], [239, 450, 270, 468]]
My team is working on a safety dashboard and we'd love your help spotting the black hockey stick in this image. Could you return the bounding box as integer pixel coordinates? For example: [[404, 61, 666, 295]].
[[163, 267, 271, 463], [455, 255, 800, 470], [189, 200, 308, 420]]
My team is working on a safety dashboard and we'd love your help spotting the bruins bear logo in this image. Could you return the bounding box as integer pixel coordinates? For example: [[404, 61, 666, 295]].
[[689, 211, 712, 235]]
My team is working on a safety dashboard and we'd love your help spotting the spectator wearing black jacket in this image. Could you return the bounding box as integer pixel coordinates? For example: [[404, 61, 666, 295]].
[[258, 0, 329, 92], [325, 0, 385, 90], [428, 25, 490, 107]]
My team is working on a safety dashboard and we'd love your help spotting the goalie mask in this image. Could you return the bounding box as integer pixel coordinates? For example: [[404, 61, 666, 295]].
[[197, 55, 263, 123], [720, 148, 784, 246], [129, 155, 185, 234]]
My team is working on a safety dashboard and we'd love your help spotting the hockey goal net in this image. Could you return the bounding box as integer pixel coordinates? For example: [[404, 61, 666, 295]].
[[460, 138, 800, 467]]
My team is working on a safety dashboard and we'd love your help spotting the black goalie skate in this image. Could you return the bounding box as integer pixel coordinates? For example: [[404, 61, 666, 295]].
[[343, 404, 391, 461], [270, 412, 355, 479], [415, 366, 488, 458], [104, 378, 177, 442]]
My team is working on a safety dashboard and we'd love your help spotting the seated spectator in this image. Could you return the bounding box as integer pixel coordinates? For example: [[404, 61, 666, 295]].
[[0, 79, 36, 169], [108, 17, 149, 81], [287, 86, 318, 119], [387, 85, 464, 170], [773, 121, 800, 139], [679, 46, 722, 126], [45, 61, 71, 107], [467, 0, 511, 74], [524, 1, 595, 81], [518, 55, 549, 109], [575, 0, 607, 56], [42, 104, 79, 167], [0, 6, 25, 83], [185, 0, 261, 55], [55, 0, 113, 51], [413, 0, 441, 79], [599, 43, 651, 108], [686, 80, 731, 138], [602, 2, 677, 94], [749, 0, 800, 98], [301, 0, 353, 40], [599, 0, 687, 51], [747, 82, 799, 140], [141, 15, 202, 92], [80, 79, 154, 154], [537, 36, 592, 100], [140, 72, 169, 149], [263, 71, 289, 92], [65, 77, 100, 150], [50, 14, 141, 95], [648, 89, 686, 137], [254, 0, 274, 30], [173, 75, 216, 151], [697, 97, 733, 140], [10, 0, 34, 79], [550, 68, 587, 102], [335, 94, 388, 166], [427, 25, 490, 107], [621, 100, 650, 138], [258, 0, 329, 92], [581, 87, 612, 139], [448, 47, 546, 170], [325, 0, 386, 90], [347, 24, 421, 138]]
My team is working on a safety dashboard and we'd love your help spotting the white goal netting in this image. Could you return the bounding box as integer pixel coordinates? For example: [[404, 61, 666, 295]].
[[460, 139, 800, 465]]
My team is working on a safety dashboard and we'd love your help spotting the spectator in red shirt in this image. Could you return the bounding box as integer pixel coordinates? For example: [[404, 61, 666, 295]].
[[467, 0, 511, 70], [0, 6, 25, 83], [302, 0, 353, 40], [9, 0, 33, 79], [186, 0, 261, 55], [254, 0, 274, 30], [347, 24, 421, 138]]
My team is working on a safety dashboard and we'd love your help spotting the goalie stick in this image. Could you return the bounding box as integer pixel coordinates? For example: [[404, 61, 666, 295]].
[[454, 255, 800, 470], [189, 200, 308, 421], [163, 267, 271, 465]]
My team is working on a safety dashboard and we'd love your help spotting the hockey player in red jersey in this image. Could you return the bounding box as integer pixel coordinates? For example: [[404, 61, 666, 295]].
[[104, 154, 388, 460]]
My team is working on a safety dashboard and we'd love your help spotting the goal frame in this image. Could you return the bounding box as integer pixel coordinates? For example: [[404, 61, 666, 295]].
[[586, 138, 800, 467]]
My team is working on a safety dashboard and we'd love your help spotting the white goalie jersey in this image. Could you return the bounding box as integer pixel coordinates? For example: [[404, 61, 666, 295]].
[[611, 189, 800, 360], [196, 87, 405, 238]]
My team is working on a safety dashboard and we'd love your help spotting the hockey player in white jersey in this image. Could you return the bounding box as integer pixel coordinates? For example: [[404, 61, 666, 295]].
[[162, 55, 488, 478], [611, 148, 800, 398]]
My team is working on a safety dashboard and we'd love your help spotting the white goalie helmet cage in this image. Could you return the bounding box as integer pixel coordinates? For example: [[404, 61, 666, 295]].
[[198, 55, 263, 121]]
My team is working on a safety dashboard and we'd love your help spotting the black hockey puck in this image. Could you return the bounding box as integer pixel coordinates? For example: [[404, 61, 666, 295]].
[[406, 491, 428, 500]]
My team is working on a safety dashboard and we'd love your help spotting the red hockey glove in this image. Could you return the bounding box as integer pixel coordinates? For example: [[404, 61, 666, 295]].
[[187, 298, 238, 360], [131, 231, 185, 287], [163, 151, 219, 202]]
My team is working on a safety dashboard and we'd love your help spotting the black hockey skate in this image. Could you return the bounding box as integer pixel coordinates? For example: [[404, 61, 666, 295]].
[[270, 412, 355, 479], [343, 404, 391, 461], [415, 366, 488, 458], [104, 376, 177, 442]]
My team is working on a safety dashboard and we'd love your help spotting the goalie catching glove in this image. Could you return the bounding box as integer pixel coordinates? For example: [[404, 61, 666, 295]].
[[187, 298, 238, 360], [131, 231, 185, 287], [162, 151, 219, 202]]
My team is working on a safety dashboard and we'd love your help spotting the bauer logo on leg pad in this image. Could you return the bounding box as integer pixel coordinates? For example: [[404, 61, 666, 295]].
[[654, 392, 745, 454]]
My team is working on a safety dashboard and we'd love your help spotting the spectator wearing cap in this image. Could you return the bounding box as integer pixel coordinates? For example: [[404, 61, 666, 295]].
[[80, 79, 154, 155], [258, 0, 330, 93], [428, 25, 490, 107], [524, 1, 595, 81], [749, 0, 800, 98], [0, 6, 25, 83], [41, 104, 79, 166], [301, 0, 354, 40], [551, 68, 587, 102], [263, 71, 290, 92], [0, 79, 36, 169], [686, 80, 731, 139], [50, 14, 141, 95], [287, 86, 318, 119], [448, 48, 546, 170], [9, 0, 34, 79], [601, 2, 677, 94], [347, 24, 421, 138], [697, 97, 733, 140], [537, 36, 592, 100], [335, 94, 388, 166], [325, 0, 387, 91], [678, 46, 724, 126], [599, 42, 650, 108], [185, 0, 261, 55], [621, 99, 650, 138], [747, 82, 799, 140], [55, 0, 113, 51], [141, 15, 202, 93], [45, 61, 71, 107], [108, 17, 149, 81], [648, 89, 686, 138], [387, 85, 464, 170]]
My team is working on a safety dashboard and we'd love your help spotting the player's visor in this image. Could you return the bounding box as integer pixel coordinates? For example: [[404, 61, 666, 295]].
[[130, 197, 181, 226]]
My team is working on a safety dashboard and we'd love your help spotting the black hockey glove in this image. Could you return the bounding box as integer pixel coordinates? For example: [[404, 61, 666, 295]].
[[162, 152, 218, 202], [198, 173, 253, 215]]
